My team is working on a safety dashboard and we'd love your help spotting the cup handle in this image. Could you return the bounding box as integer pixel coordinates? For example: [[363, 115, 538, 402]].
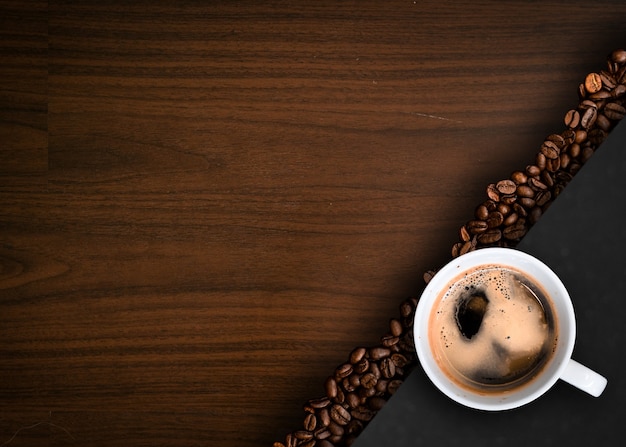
[[560, 359, 607, 397]]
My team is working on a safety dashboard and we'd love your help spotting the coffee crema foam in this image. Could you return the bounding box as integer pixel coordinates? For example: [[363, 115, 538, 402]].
[[429, 265, 558, 394]]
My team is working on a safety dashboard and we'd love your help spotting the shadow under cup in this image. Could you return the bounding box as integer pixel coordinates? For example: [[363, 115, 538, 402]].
[[413, 248, 576, 411]]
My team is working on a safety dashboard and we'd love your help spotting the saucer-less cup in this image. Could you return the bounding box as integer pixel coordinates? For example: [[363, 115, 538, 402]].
[[413, 247, 607, 411]]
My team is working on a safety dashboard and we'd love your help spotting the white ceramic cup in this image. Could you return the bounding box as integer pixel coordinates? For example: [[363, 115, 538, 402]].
[[413, 247, 607, 411]]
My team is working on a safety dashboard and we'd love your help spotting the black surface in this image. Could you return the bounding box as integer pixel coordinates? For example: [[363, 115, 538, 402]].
[[354, 119, 626, 447]]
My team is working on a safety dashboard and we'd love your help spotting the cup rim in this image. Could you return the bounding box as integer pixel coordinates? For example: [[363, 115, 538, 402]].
[[413, 247, 576, 411]]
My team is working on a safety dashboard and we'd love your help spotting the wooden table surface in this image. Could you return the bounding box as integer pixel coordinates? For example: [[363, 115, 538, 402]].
[[1, 1, 624, 446]]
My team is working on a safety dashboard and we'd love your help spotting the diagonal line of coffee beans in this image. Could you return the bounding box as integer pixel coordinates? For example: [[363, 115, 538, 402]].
[[274, 48, 626, 447]]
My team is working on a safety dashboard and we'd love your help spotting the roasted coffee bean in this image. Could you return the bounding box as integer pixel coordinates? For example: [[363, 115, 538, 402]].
[[486, 183, 500, 201], [349, 347, 366, 365], [368, 347, 391, 361], [325, 377, 338, 399], [500, 193, 517, 205], [600, 70, 617, 89], [503, 222, 527, 240], [526, 164, 541, 177], [477, 228, 501, 244], [391, 353, 409, 368], [300, 440, 316, 447], [604, 102, 626, 120], [611, 49, 626, 64], [358, 386, 376, 400], [294, 430, 314, 441], [564, 109, 580, 128], [306, 397, 331, 410], [330, 404, 351, 426], [360, 372, 377, 390], [318, 408, 331, 427], [510, 170, 528, 184], [368, 396, 387, 411], [596, 113, 611, 131], [585, 72, 603, 94], [580, 105, 598, 129], [389, 318, 403, 337], [540, 140, 560, 159], [528, 177, 548, 190], [380, 358, 396, 379], [467, 219, 488, 234], [335, 363, 353, 380], [387, 379, 403, 395], [369, 362, 381, 379], [317, 440, 334, 447], [475, 204, 489, 220], [351, 406, 375, 422], [381, 334, 399, 348], [486, 211, 504, 228], [304, 413, 317, 432], [561, 128, 576, 145], [348, 374, 361, 389], [285, 433, 297, 447], [529, 207, 542, 224], [459, 224, 471, 242], [503, 212, 519, 226], [354, 357, 369, 374], [535, 190, 551, 207], [345, 420, 363, 436], [496, 179, 516, 195], [345, 392, 360, 409], [342, 377, 356, 393], [328, 421, 344, 436], [588, 128, 607, 146]]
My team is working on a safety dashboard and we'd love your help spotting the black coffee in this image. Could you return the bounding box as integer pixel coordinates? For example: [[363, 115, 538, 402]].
[[428, 264, 558, 394]]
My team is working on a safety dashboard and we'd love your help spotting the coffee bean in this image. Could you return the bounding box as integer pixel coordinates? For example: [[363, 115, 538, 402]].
[[564, 109, 580, 128], [354, 357, 369, 374], [486, 183, 500, 201], [294, 430, 314, 441], [349, 347, 366, 365], [360, 372, 377, 390], [387, 379, 403, 395], [536, 152, 547, 170], [486, 211, 504, 228], [503, 212, 519, 226], [380, 358, 396, 378], [611, 48, 626, 64], [368, 347, 391, 360], [345, 392, 360, 409], [561, 128, 576, 145], [368, 396, 387, 411], [314, 427, 331, 440], [345, 420, 363, 436], [285, 433, 297, 447], [324, 377, 338, 399], [351, 406, 374, 422], [525, 164, 541, 177], [540, 140, 560, 159], [510, 170, 528, 185], [585, 72, 603, 94], [475, 204, 489, 220], [304, 413, 317, 432], [317, 440, 334, 447], [358, 386, 376, 400], [528, 177, 548, 190], [330, 404, 351, 426], [467, 219, 488, 234], [318, 408, 331, 427], [496, 179, 516, 195], [477, 228, 501, 244], [516, 184, 534, 198], [595, 113, 611, 131], [503, 222, 527, 240], [604, 102, 626, 120], [335, 363, 353, 380], [600, 70, 617, 89], [389, 318, 403, 337], [327, 421, 344, 436], [535, 190, 551, 207], [300, 440, 316, 447], [580, 104, 598, 129], [306, 397, 331, 410]]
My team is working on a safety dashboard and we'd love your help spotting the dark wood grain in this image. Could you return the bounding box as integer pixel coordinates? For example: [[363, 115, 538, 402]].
[[1, 1, 625, 445]]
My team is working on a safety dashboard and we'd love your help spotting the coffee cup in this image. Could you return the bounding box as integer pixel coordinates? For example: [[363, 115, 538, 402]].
[[413, 247, 607, 411]]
